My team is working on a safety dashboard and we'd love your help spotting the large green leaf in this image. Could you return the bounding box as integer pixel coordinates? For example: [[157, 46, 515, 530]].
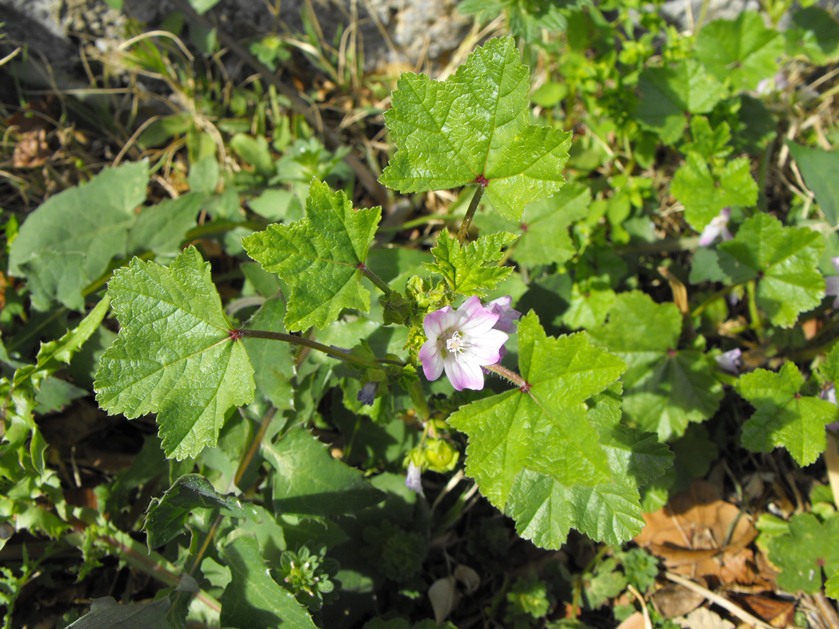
[[736, 362, 837, 466], [94, 247, 255, 460], [380, 36, 571, 221], [589, 292, 723, 441], [787, 142, 839, 226], [243, 180, 381, 331], [695, 11, 785, 90], [671, 154, 758, 230], [448, 313, 660, 548], [8, 161, 149, 311], [718, 213, 824, 327], [767, 513, 839, 594], [220, 535, 317, 629], [635, 60, 726, 145], [262, 427, 384, 517]]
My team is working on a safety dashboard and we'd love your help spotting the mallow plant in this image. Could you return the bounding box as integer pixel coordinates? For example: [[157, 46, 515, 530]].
[[3, 15, 839, 625]]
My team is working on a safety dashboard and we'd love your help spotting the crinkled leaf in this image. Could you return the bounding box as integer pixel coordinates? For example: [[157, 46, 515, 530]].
[[94, 247, 255, 460], [718, 213, 824, 327], [425, 230, 517, 296], [380, 37, 571, 221], [220, 535, 317, 629], [787, 142, 839, 226], [767, 513, 839, 593], [8, 160, 149, 311], [242, 180, 381, 331], [559, 279, 616, 331], [635, 60, 727, 145], [449, 313, 648, 548], [695, 11, 785, 90], [736, 362, 837, 466], [590, 292, 722, 441], [262, 427, 384, 517], [671, 154, 758, 230], [144, 474, 246, 550]]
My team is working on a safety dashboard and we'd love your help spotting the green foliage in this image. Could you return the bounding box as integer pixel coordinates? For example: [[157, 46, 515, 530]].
[[278, 546, 339, 611], [787, 142, 839, 225], [635, 60, 726, 145], [506, 572, 551, 624], [717, 213, 825, 327], [7, 161, 149, 311], [671, 154, 757, 230], [694, 11, 785, 90], [243, 180, 381, 331], [220, 535, 317, 628], [736, 362, 838, 466], [450, 312, 670, 548], [94, 247, 255, 460], [144, 474, 246, 549], [766, 513, 839, 594], [590, 292, 723, 440], [380, 37, 571, 221], [425, 229, 517, 296]]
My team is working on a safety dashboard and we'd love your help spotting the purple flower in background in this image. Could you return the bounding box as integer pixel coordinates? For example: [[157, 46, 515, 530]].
[[405, 461, 424, 496], [419, 296, 509, 391], [698, 208, 732, 247], [486, 296, 521, 333], [824, 257, 839, 308], [715, 348, 742, 375]]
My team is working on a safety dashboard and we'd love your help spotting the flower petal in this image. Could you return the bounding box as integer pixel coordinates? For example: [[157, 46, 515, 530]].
[[444, 355, 485, 391], [423, 305, 455, 338], [419, 340, 444, 381], [467, 329, 508, 365]]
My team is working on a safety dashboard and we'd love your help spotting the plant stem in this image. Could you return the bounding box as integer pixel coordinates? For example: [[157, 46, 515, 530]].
[[359, 264, 394, 297], [456, 185, 485, 243], [746, 279, 764, 338], [238, 328, 402, 370], [485, 363, 529, 390]]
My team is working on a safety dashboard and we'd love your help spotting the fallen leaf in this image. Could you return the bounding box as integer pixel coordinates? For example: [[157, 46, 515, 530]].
[[428, 576, 459, 624], [652, 582, 705, 618], [635, 480, 759, 585]]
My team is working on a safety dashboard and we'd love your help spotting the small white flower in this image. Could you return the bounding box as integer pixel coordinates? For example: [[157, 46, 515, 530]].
[[699, 208, 732, 247]]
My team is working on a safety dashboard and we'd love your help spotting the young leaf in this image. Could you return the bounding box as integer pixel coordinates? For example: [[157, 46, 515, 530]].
[[242, 180, 381, 331], [635, 60, 726, 145], [767, 512, 839, 593], [589, 292, 722, 441], [695, 11, 785, 90], [449, 313, 648, 548], [671, 154, 757, 230], [379, 37, 571, 222], [262, 427, 384, 517], [8, 160, 149, 311], [94, 247, 255, 460], [144, 474, 246, 550], [718, 213, 824, 327], [424, 230, 517, 296], [220, 535, 317, 629], [736, 362, 837, 466]]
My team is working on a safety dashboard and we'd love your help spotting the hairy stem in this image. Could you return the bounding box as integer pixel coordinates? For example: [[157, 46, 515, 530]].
[[485, 363, 529, 390], [359, 264, 394, 297], [456, 185, 485, 243], [238, 328, 403, 370]]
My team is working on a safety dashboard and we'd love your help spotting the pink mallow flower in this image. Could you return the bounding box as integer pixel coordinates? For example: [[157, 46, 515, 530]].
[[825, 257, 839, 309], [698, 208, 732, 247], [419, 296, 509, 391], [486, 296, 521, 333]]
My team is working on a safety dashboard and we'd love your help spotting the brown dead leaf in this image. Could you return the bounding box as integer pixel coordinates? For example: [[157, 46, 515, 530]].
[[635, 481, 759, 585], [729, 593, 795, 628], [616, 611, 650, 629], [652, 582, 706, 618], [12, 128, 51, 168]]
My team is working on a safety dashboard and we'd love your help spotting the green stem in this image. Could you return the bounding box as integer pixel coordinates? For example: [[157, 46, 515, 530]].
[[746, 279, 764, 338], [238, 328, 402, 370], [456, 184, 485, 243], [359, 264, 394, 297], [485, 363, 529, 390]]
